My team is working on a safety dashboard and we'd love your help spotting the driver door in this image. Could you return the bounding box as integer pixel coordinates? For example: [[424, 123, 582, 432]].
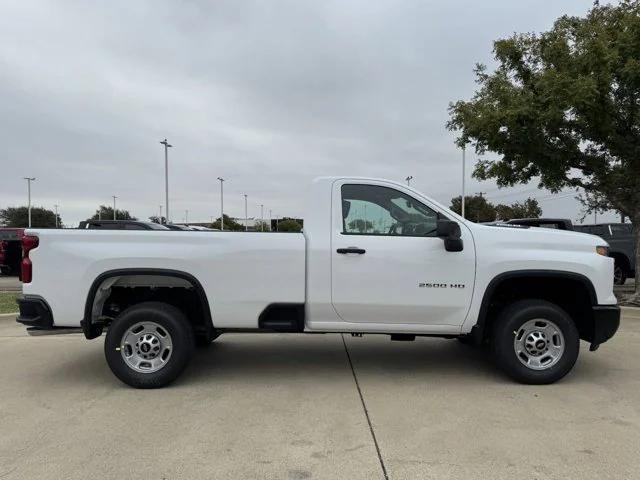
[[330, 180, 475, 327]]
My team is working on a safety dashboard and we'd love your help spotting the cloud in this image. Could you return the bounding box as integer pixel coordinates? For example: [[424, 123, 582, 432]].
[[0, 0, 610, 226]]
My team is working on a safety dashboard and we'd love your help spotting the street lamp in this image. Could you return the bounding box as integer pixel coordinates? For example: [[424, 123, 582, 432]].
[[23, 177, 35, 228], [259, 204, 264, 231], [112, 196, 117, 220], [244, 194, 248, 231], [461, 147, 466, 219], [405, 175, 413, 186], [269, 209, 272, 232], [160, 138, 173, 223], [54, 204, 59, 228], [217, 177, 225, 230]]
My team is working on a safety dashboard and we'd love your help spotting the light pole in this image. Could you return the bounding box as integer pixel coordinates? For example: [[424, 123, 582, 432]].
[[244, 194, 248, 231], [23, 177, 35, 227], [159, 205, 163, 223], [461, 147, 466, 219], [259, 204, 264, 231], [217, 177, 225, 230], [160, 138, 173, 224], [54, 204, 59, 228], [112, 196, 117, 220], [185, 209, 189, 224], [405, 175, 413, 186], [269, 209, 272, 232]]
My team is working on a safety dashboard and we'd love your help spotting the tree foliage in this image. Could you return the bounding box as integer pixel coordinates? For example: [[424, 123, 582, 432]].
[[277, 219, 302, 232], [495, 198, 543, 220], [149, 216, 167, 224], [450, 195, 542, 222], [89, 206, 136, 221], [0, 206, 62, 228], [448, 0, 640, 297], [209, 214, 245, 231], [450, 195, 498, 222]]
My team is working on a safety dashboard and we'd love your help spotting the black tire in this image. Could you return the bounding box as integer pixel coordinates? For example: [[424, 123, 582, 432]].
[[105, 301, 195, 389], [492, 299, 579, 384], [613, 262, 627, 286]]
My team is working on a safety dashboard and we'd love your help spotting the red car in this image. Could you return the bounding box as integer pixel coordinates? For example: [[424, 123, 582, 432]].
[[0, 228, 24, 276]]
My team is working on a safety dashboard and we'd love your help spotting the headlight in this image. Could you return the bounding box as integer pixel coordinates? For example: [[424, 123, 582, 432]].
[[596, 246, 609, 256]]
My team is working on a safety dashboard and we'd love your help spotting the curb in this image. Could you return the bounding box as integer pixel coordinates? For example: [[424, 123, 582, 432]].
[[0, 313, 17, 318]]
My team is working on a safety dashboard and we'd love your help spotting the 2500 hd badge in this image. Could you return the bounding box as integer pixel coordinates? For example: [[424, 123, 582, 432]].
[[419, 283, 466, 288]]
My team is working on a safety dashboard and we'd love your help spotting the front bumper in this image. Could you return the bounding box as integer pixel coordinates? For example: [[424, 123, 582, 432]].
[[587, 305, 620, 350]]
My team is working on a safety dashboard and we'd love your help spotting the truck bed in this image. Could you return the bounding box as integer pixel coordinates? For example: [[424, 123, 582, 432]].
[[24, 230, 306, 328]]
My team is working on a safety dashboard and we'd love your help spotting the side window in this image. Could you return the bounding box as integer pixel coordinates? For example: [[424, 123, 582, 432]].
[[341, 184, 440, 237]]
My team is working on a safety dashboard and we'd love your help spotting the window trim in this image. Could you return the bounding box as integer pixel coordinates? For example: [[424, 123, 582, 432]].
[[339, 183, 445, 238]]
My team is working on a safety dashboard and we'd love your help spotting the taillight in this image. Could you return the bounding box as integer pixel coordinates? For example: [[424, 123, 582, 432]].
[[21, 235, 39, 283]]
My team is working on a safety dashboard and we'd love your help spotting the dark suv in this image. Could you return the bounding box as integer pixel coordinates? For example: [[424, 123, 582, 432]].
[[574, 223, 636, 285]]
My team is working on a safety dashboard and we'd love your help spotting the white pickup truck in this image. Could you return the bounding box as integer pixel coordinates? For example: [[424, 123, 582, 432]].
[[16, 177, 620, 388]]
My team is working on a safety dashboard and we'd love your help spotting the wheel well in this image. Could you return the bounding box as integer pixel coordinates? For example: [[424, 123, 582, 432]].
[[477, 272, 596, 344], [83, 270, 214, 340], [609, 253, 631, 273]]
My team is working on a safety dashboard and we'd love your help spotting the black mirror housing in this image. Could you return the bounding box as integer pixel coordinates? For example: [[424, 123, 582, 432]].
[[436, 219, 464, 252]]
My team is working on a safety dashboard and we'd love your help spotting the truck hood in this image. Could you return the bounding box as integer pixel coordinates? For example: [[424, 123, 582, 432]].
[[472, 223, 608, 249]]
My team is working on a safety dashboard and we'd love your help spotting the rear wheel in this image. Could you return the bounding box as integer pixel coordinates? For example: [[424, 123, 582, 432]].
[[492, 300, 579, 384], [105, 302, 195, 388]]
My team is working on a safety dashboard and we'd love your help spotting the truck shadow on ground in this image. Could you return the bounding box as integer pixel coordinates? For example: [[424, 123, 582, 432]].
[[182, 335, 505, 385], [42, 334, 611, 388]]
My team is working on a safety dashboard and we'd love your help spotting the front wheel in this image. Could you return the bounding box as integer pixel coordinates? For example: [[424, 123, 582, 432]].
[[492, 300, 579, 384], [105, 302, 195, 388]]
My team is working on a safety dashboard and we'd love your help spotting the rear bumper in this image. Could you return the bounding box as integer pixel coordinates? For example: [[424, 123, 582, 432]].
[[588, 305, 620, 349], [16, 296, 54, 330]]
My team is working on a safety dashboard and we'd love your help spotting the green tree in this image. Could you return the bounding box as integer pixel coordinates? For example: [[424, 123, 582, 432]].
[[277, 219, 302, 232], [348, 219, 374, 233], [495, 198, 542, 220], [89, 206, 136, 221], [0, 206, 62, 228], [450, 195, 497, 222], [448, 1, 640, 299], [210, 214, 245, 231]]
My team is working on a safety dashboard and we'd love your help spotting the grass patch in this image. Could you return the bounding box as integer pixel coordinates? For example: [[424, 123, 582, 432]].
[[0, 292, 19, 314]]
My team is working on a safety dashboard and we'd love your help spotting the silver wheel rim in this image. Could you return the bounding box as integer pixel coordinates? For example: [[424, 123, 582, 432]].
[[120, 321, 173, 373], [513, 319, 565, 371]]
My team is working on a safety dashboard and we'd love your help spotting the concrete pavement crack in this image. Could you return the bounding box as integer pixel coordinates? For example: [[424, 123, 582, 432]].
[[341, 333, 389, 480]]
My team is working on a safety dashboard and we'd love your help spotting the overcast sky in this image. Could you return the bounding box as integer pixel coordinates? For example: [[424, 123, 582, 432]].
[[0, 0, 620, 226]]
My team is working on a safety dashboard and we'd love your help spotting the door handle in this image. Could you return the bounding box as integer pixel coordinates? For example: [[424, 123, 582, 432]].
[[337, 247, 366, 254]]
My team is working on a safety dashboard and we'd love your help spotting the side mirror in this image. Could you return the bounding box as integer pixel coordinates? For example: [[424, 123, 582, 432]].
[[436, 219, 464, 252]]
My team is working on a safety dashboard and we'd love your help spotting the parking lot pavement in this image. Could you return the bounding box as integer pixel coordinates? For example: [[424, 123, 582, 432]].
[[0, 275, 21, 292], [0, 309, 638, 480]]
